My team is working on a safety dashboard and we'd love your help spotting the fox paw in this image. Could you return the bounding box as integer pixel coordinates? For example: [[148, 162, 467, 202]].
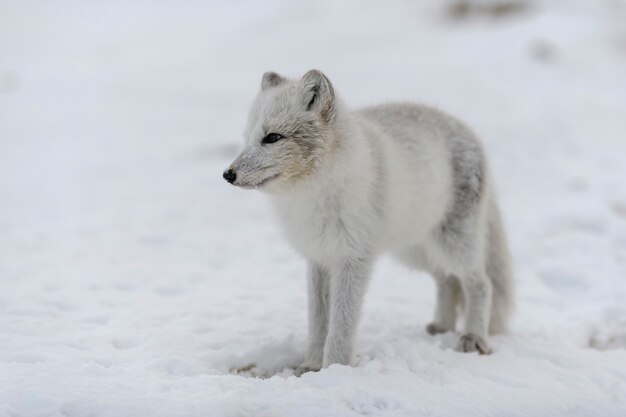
[[426, 322, 452, 335], [294, 363, 321, 377], [455, 333, 491, 354]]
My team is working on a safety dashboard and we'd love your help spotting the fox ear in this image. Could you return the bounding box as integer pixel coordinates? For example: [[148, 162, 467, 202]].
[[261, 71, 286, 90], [301, 69, 335, 124]]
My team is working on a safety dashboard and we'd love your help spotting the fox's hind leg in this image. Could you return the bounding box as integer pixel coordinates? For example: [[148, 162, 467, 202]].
[[426, 273, 461, 335], [456, 270, 492, 354]]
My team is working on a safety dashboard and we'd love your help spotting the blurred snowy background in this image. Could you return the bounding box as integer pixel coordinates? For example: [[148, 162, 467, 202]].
[[1, 0, 626, 416]]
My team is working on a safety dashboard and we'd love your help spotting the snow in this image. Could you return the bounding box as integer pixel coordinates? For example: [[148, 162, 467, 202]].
[[1, 0, 626, 416]]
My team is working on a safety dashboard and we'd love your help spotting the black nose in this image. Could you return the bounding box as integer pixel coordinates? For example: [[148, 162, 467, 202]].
[[223, 169, 236, 184]]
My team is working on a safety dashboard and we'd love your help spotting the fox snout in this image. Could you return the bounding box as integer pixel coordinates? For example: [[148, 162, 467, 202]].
[[223, 168, 236, 184], [222, 154, 282, 189], [223, 151, 275, 188]]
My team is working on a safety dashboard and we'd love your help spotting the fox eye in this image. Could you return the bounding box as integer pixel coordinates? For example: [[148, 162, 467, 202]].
[[261, 133, 283, 144]]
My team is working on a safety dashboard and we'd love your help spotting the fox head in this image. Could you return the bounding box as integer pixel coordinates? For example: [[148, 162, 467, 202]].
[[223, 69, 337, 192]]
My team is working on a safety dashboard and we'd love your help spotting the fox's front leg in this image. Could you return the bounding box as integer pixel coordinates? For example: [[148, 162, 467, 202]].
[[296, 262, 330, 375], [323, 258, 371, 367]]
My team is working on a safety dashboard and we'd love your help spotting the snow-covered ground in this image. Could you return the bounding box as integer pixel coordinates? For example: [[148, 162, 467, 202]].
[[1, 0, 626, 416]]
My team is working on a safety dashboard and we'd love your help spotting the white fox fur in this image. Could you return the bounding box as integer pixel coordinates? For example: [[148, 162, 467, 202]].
[[225, 70, 513, 373]]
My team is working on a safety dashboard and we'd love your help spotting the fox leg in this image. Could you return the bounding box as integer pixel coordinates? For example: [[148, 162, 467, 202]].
[[296, 262, 330, 375], [456, 270, 492, 354], [323, 258, 370, 367], [427, 273, 461, 335]]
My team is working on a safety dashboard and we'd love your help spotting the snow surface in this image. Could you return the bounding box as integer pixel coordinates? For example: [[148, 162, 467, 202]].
[[1, 1, 626, 416]]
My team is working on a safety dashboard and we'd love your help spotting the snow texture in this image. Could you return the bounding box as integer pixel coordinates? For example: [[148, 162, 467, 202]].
[[1, 0, 626, 416]]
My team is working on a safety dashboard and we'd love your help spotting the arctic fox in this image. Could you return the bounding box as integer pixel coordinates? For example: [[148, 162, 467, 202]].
[[224, 70, 513, 373]]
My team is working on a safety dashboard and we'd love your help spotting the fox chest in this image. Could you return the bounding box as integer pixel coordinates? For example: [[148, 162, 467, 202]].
[[275, 198, 363, 265]]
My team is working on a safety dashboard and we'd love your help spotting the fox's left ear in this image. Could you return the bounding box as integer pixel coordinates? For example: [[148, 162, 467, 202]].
[[301, 69, 335, 124], [261, 71, 286, 90]]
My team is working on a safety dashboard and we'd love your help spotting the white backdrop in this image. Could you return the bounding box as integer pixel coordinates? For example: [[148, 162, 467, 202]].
[[1, 1, 626, 416]]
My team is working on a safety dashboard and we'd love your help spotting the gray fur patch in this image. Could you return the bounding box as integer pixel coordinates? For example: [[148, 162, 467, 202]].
[[440, 134, 486, 239]]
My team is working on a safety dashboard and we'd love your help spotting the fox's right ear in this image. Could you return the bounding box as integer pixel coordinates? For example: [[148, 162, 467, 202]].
[[261, 72, 286, 90], [301, 69, 335, 124]]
